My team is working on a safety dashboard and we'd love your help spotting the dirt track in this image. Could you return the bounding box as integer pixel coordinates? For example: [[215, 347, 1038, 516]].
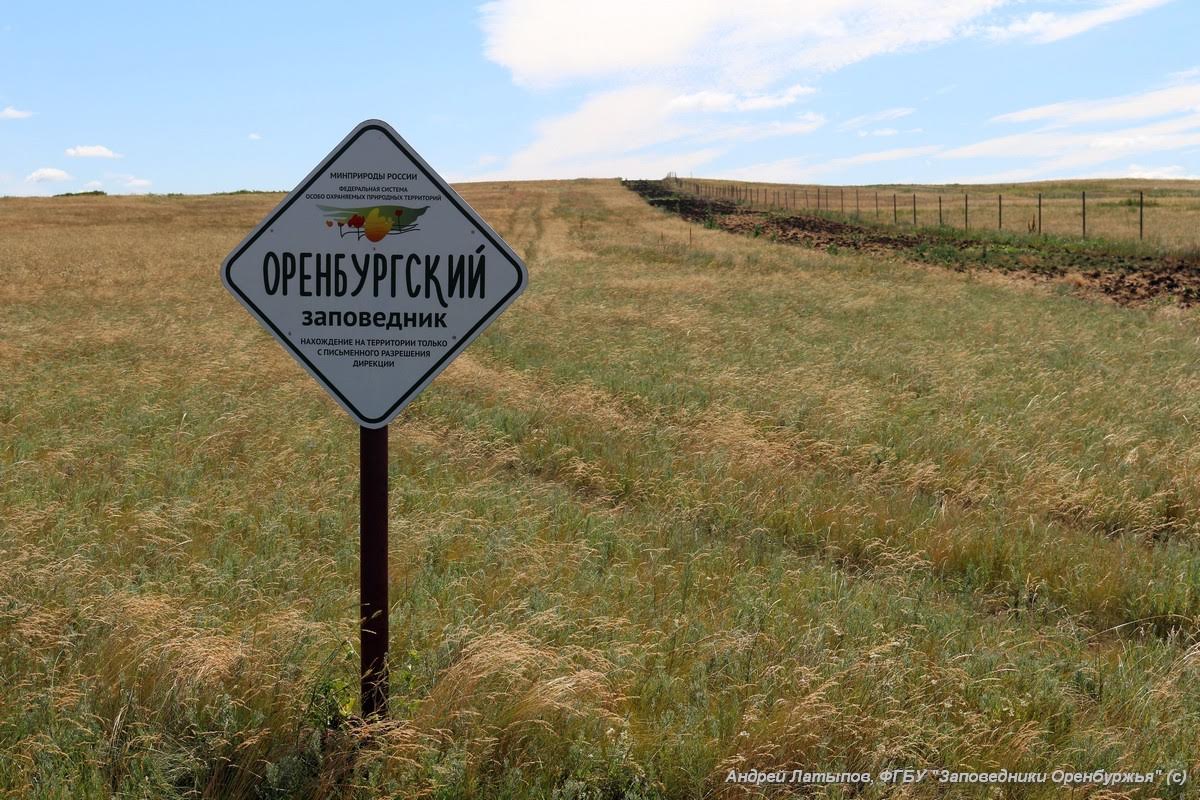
[[625, 179, 1200, 307]]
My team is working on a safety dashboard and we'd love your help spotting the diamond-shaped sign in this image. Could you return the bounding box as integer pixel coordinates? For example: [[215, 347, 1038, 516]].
[[222, 119, 527, 428]]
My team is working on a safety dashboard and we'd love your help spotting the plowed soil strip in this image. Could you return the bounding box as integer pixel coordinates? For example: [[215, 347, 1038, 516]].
[[625, 179, 1200, 307]]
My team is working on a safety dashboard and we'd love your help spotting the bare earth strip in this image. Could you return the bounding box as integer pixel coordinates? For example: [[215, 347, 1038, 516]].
[[627, 179, 1200, 307]]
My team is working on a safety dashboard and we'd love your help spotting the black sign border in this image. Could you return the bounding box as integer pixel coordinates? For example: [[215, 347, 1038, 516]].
[[224, 123, 527, 425]]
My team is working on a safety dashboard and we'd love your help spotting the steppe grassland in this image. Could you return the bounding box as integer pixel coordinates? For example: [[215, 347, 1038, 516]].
[[3, 179, 1200, 797]]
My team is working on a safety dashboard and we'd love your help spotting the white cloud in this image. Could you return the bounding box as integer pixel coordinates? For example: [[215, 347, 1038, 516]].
[[1, 105, 32, 119], [985, 0, 1172, 44], [248, 132, 262, 140], [1168, 67, 1200, 83], [837, 145, 943, 166], [728, 144, 942, 182], [667, 90, 739, 114], [97, 173, 152, 192], [992, 82, 1200, 126], [482, 2, 1010, 90], [25, 167, 71, 183], [477, 85, 824, 179], [941, 79, 1200, 179], [701, 113, 827, 142], [513, 86, 686, 166], [479, 85, 730, 178], [480, 0, 724, 89], [471, 85, 690, 179], [838, 107, 915, 131], [83, 180, 103, 190], [1106, 163, 1200, 179], [670, 84, 815, 113], [476, 145, 722, 181], [739, 84, 818, 110], [65, 144, 121, 158], [476, 2, 1179, 180], [939, 109, 1200, 180]]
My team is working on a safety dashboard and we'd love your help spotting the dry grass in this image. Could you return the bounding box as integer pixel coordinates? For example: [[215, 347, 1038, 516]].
[[3, 180, 1200, 797]]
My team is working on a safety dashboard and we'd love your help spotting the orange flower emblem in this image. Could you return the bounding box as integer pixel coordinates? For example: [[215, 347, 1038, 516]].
[[363, 208, 393, 243]]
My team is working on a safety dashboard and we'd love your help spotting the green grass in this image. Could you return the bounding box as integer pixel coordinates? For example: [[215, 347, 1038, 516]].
[[2, 181, 1200, 797]]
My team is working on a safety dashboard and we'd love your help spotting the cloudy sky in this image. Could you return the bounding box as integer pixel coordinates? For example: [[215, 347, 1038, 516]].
[[1, 0, 1196, 195]]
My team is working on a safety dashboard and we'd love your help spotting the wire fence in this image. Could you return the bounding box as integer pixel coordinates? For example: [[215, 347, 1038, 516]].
[[665, 176, 1200, 250]]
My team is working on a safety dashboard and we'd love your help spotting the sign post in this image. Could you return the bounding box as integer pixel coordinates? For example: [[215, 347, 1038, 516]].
[[222, 119, 527, 717], [360, 424, 389, 717]]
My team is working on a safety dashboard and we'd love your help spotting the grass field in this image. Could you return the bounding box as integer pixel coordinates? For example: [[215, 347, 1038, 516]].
[[686, 177, 1200, 251], [4, 179, 1200, 798]]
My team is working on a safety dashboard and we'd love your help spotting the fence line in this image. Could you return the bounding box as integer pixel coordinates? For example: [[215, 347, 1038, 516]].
[[665, 176, 1178, 245]]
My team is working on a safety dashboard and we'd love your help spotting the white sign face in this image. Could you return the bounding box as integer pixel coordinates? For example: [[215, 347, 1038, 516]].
[[222, 119, 527, 428]]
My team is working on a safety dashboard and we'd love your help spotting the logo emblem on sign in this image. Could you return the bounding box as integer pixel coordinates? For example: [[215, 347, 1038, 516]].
[[319, 204, 430, 242]]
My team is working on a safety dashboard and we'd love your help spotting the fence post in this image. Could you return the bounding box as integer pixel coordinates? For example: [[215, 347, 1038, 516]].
[[1037, 193, 1042, 235], [964, 193, 969, 231], [856, 188, 860, 217], [841, 187, 845, 215], [1139, 190, 1144, 240], [998, 193, 1002, 231], [893, 193, 898, 224], [938, 195, 943, 226], [1082, 190, 1086, 238], [912, 194, 917, 226], [876, 192, 879, 219]]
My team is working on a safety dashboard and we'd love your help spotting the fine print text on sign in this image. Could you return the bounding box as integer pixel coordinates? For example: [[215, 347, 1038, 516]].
[[222, 119, 527, 427]]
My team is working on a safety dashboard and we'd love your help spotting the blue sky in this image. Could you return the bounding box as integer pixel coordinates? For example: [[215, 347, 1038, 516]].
[[2, 0, 1197, 195]]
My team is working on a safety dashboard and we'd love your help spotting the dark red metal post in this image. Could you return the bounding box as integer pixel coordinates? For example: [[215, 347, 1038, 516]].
[[360, 424, 389, 718]]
